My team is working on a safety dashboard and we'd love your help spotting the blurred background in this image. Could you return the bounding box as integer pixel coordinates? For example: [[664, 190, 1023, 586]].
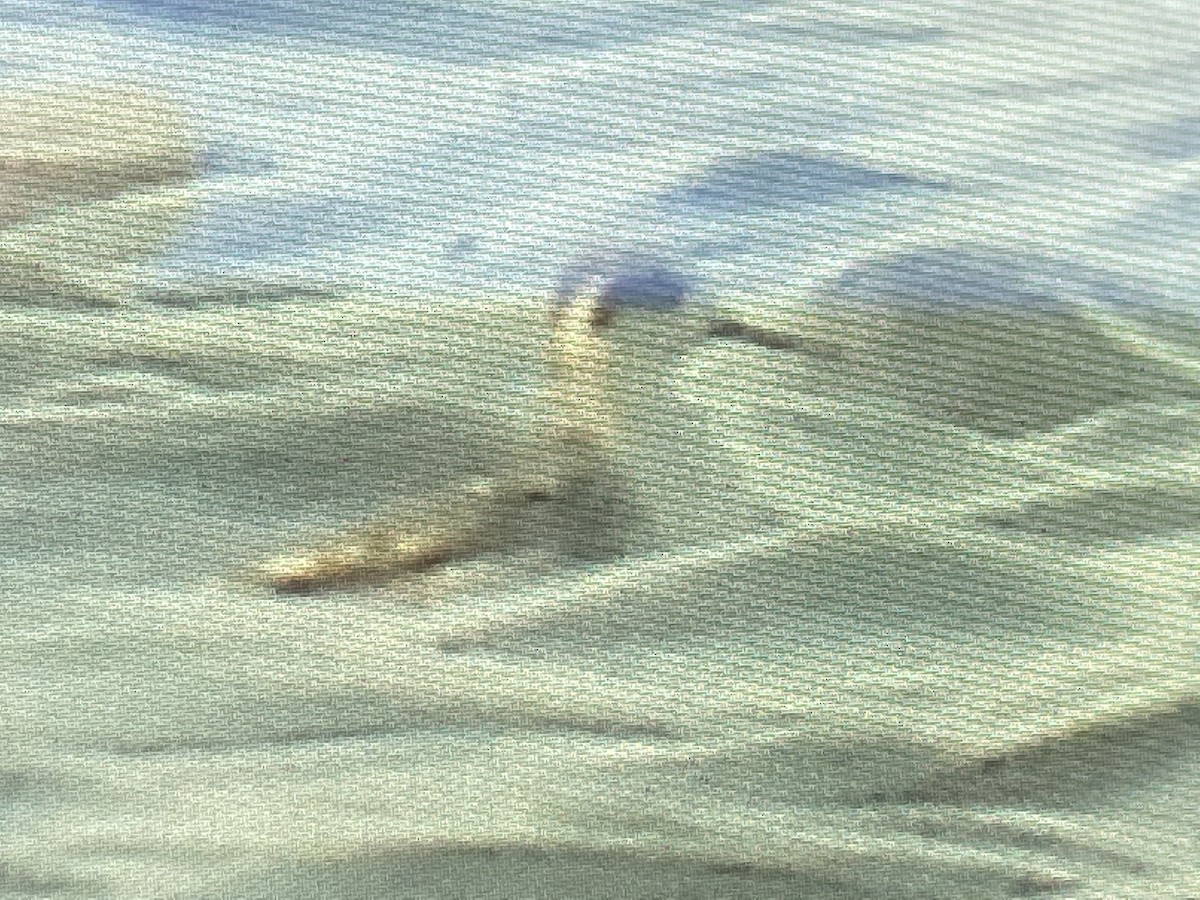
[[1, 1, 1197, 897]]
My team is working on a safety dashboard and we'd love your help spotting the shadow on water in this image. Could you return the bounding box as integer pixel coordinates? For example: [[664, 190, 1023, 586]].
[[0, 398, 522, 588], [620, 704, 1200, 857], [214, 844, 1049, 900], [660, 151, 944, 217], [219, 847, 852, 900], [893, 701, 1200, 810], [980, 484, 1200, 543], [817, 248, 1200, 437]]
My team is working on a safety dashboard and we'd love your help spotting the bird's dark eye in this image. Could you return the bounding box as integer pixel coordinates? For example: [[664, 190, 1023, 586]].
[[589, 305, 617, 328]]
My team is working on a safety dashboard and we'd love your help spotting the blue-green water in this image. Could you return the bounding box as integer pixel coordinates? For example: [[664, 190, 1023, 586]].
[[1, 2, 1198, 897]]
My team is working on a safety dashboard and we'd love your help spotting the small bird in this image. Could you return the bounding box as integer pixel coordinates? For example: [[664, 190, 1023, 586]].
[[266, 260, 810, 594]]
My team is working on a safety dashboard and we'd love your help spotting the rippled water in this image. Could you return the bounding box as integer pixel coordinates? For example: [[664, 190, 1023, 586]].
[[1, 1, 1198, 897]]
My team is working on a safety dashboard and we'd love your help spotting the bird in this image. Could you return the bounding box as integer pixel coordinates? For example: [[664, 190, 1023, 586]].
[[265, 259, 819, 595]]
